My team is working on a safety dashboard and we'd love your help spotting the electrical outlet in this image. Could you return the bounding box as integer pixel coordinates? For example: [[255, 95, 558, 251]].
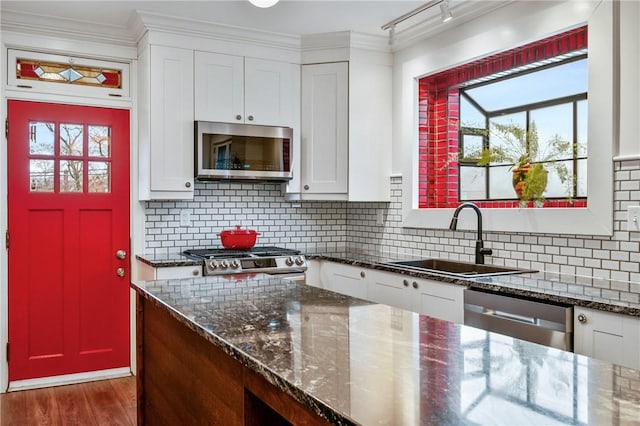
[[627, 206, 640, 231], [180, 210, 191, 227]]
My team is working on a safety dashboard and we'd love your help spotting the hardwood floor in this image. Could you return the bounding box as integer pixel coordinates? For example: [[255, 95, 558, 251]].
[[0, 376, 136, 426]]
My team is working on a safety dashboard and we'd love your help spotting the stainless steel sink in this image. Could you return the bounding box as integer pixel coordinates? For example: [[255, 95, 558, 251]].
[[388, 258, 536, 278]]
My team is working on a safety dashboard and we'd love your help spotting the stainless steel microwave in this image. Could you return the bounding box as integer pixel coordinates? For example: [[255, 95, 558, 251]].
[[195, 121, 293, 181]]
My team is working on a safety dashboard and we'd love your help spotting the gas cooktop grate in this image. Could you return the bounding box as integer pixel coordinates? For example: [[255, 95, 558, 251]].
[[183, 246, 300, 259]]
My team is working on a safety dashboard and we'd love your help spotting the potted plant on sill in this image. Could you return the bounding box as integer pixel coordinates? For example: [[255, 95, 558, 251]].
[[462, 121, 573, 207]]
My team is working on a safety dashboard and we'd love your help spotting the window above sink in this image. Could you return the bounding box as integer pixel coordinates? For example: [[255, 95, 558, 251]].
[[416, 27, 588, 210], [399, 0, 614, 235]]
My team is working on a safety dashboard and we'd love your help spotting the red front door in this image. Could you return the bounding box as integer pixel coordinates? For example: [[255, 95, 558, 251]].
[[7, 100, 130, 381]]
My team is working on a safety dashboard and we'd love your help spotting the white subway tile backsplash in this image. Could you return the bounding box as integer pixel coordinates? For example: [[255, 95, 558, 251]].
[[144, 160, 640, 298]]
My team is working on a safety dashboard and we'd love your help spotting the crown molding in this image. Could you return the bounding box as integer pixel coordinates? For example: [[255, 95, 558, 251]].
[[301, 31, 390, 53], [133, 10, 301, 53], [0, 9, 138, 48]]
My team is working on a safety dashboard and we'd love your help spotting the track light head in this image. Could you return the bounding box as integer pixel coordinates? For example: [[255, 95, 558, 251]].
[[440, 0, 453, 23]]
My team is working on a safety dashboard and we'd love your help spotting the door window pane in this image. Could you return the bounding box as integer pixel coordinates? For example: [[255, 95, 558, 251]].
[[29, 159, 54, 192], [88, 161, 110, 192], [60, 160, 83, 192], [59, 124, 83, 156], [89, 125, 111, 157], [29, 121, 55, 155]]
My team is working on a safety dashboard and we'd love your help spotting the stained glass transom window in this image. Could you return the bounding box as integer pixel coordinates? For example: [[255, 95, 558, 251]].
[[17, 58, 121, 89]]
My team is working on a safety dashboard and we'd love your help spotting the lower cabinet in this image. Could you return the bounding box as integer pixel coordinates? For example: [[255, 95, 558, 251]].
[[573, 307, 640, 370], [312, 261, 465, 324], [136, 260, 202, 281], [317, 261, 368, 300], [366, 270, 464, 324], [410, 277, 465, 324]]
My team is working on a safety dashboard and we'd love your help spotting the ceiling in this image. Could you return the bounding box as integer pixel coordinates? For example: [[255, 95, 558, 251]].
[[1, 0, 436, 40]]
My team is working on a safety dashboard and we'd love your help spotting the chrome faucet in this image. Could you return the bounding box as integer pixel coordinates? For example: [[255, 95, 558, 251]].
[[448, 202, 493, 264]]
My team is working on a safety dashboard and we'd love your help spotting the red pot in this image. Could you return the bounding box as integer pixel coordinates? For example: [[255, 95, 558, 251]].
[[217, 225, 260, 250]]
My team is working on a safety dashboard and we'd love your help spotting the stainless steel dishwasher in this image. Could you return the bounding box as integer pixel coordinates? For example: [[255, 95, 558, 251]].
[[464, 288, 573, 351]]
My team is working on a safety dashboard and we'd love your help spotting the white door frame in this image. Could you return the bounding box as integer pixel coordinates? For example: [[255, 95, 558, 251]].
[[0, 30, 143, 392]]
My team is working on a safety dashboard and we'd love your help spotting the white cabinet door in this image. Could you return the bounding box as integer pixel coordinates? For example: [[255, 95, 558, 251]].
[[300, 62, 348, 195], [365, 270, 412, 311], [194, 53, 295, 127], [136, 261, 202, 281], [574, 307, 640, 370], [194, 51, 244, 123], [318, 262, 367, 299], [412, 279, 465, 324], [139, 44, 194, 199], [292, 47, 391, 202], [305, 259, 321, 287], [245, 58, 295, 127]]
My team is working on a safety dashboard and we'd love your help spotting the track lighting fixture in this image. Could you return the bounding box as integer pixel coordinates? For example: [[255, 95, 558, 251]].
[[440, 0, 453, 23]]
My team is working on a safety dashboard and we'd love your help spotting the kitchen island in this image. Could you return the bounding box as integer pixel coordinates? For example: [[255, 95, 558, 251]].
[[132, 273, 640, 425]]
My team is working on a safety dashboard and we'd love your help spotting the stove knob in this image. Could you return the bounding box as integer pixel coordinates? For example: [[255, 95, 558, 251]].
[[285, 257, 294, 266], [294, 256, 305, 266], [207, 260, 218, 270], [230, 260, 240, 269], [219, 260, 229, 270]]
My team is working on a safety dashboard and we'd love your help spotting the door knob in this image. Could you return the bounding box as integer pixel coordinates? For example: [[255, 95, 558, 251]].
[[116, 250, 127, 260], [577, 313, 587, 323], [116, 268, 126, 277]]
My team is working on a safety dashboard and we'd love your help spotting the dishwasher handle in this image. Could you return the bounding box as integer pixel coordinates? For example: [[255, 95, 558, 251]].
[[485, 309, 538, 325]]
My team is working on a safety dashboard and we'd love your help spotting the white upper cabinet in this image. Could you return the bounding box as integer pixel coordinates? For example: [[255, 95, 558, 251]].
[[194, 52, 296, 127], [194, 52, 244, 124], [300, 62, 349, 195], [138, 43, 195, 200], [291, 33, 392, 202]]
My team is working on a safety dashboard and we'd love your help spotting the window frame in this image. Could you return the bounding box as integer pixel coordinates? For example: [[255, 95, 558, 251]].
[[400, 0, 614, 236]]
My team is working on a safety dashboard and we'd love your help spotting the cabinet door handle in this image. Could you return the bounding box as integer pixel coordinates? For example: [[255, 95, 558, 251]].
[[412, 281, 419, 289], [192, 269, 200, 276], [185, 181, 192, 188], [304, 185, 310, 190], [360, 271, 366, 279], [116, 268, 126, 277], [235, 115, 242, 121], [115, 250, 127, 260], [248, 115, 254, 121], [403, 279, 409, 287], [577, 313, 587, 323]]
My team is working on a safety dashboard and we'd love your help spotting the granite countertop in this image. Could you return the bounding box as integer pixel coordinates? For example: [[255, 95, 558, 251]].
[[307, 250, 640, 317], [132, 274, 640, 425], [136, 252, 201, 267], [136, 248, 640, 317]]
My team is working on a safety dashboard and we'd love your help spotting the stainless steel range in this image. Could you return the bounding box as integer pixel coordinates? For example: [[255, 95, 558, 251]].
[[182, 246, 307, 278]]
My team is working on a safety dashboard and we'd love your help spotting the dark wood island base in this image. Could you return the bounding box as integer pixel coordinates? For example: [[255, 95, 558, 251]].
[[136, 295, 331, 426]]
